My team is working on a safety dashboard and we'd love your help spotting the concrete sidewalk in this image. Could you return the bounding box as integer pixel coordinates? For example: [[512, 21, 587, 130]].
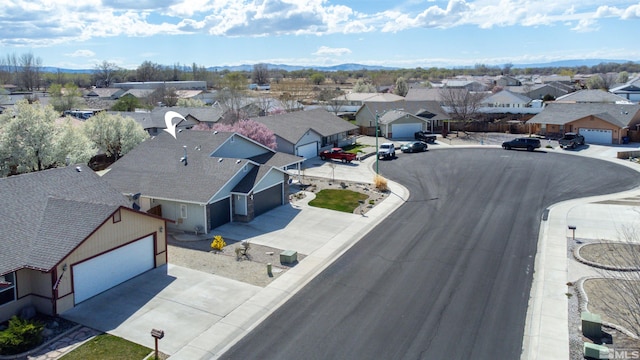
[[521, 150, 640, 360]]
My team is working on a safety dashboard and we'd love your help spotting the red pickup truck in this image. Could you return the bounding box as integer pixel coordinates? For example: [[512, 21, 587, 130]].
[[319, 148, 357, 163]]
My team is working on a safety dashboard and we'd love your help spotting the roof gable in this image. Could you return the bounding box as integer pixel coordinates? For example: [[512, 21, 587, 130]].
[[250, 108, 357, 144], [0, 165, 130, 275]]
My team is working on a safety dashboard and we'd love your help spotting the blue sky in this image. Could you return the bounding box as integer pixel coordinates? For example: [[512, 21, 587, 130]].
[[1, 0, 639, 70]]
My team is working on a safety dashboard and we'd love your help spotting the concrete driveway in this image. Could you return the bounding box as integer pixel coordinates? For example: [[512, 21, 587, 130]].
[[62, 264, 261, 356]]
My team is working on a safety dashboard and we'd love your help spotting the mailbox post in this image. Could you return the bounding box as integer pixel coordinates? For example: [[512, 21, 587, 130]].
[[151, 328, 164, 359], [568, 225, 577, 241]]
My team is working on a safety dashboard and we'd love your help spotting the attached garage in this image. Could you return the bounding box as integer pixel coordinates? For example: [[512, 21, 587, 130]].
[[579, 128, 612, 144], [209, 197, 231, 231], [391, 123, 422, 139], [253, 183, 283, 217], [72, 235, 155, 304], [296, 142, 318, 160]]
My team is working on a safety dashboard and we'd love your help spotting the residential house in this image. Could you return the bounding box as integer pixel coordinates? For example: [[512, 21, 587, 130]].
[[120, 89, 157, 101], [554, 89, 632, 104], [113, 81, 207, 91], [610, 77, 640, 103], [113, 106, 225, 136], [405, 88, 443, 102], [495, 75, 522, 87], [526, 103, 640, 143], [102, 131, 302, 233], [441, 79, 488, 92], [355, 100, 450, 137], [0, 165, 167, 322], [250, 108, 358, 160], [328, 93, 404, 115], [536, 75, 573, 85], [84, 88, 126, 100], [506, 82, 572, 100], [477, 90, 544, 117]]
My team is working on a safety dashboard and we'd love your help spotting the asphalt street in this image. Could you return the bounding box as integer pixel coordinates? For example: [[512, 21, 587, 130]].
[[219, 148, 640, 359]]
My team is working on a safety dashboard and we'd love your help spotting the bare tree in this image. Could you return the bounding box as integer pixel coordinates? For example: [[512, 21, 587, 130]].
[[93, 61, 121, 87], [439, 87, 486, 129], [18, 52, 42, 91], [275, 79, 310, 112], [252, 63, 270, 85], [136, 61, 162, 82]]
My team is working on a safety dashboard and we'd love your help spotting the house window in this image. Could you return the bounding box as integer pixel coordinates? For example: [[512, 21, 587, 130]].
[[0, 272, 16, 306], [180, 204, 188, 219], [113, 209, 121, 223]]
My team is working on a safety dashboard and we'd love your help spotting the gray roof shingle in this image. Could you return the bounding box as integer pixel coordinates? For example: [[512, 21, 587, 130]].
[[527, 103, 640, 127], [250, 108, 358, 145], [102, 130, 300, 203], [0, 165, 129, 275]]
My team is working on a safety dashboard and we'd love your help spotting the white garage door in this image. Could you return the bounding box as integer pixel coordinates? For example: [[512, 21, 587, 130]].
[[73, 235, 155, 304], [580, 128, 612, 144], [296, 142, 318, 160], [391, 123, 422, 139]]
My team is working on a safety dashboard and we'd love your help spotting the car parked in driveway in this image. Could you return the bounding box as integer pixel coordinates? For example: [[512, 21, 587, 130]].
[[501, 137, 541, 152], [401, 141, 428, 153]]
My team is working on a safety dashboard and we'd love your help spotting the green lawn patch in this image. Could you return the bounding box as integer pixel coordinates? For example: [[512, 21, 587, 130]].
[[341, 143, 368, 154], [60, 333, 151, 360], [308, 189, 368, 213]]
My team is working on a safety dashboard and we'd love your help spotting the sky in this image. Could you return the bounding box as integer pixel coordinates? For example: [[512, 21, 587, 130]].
[[1, 0, 640, 70]]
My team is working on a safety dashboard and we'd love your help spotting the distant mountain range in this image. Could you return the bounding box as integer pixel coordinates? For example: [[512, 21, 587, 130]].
[[38, 59, 638, 74]]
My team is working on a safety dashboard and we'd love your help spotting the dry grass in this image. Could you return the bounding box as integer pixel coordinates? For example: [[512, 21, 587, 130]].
[[374, 174, 388, 192]]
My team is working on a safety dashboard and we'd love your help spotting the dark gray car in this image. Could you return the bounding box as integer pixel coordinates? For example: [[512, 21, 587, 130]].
[[502, 137, 541, 151]]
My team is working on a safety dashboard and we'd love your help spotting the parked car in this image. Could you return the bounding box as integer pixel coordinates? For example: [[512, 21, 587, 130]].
[[377, 142, 396, 159], [401, 141, 428, 153], [558, 132, 585, 149], [319, 148, 357, 163], [414, 131, 437, 143], [501, 137, 541, 152]]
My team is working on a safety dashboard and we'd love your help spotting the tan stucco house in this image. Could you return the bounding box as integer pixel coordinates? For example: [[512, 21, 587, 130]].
[[0, 165, 167, 322]]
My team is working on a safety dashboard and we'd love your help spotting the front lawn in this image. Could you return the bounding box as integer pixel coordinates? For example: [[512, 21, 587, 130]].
[[341, 143, 368, 154], [308, 189, 368, 213], [60, 334, 152, 360]]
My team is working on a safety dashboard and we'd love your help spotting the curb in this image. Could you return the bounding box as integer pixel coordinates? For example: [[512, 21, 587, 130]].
[[573, 242, 640, 272]]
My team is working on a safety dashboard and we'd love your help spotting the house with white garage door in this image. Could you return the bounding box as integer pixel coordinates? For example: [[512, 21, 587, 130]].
[[0, 165, 168, 322], [102, 130, 303, 234], [250, 108, 358, 160], [355, 100, 450, 138], [526, 103, 640, 144]]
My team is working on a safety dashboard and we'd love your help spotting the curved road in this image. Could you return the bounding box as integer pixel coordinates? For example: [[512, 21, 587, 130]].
[[221, 149, 639, 359]]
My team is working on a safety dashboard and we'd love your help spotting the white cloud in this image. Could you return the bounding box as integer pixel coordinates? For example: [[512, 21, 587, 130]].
[[65, 49, 95, 58], [622, 3, 640, 19], [313, 46, 352, 57], [571, 18, 600, 32], [1, 0, 639, 48]]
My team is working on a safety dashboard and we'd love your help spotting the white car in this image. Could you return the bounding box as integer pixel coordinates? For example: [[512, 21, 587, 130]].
[[377, 143, 396, 159]]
